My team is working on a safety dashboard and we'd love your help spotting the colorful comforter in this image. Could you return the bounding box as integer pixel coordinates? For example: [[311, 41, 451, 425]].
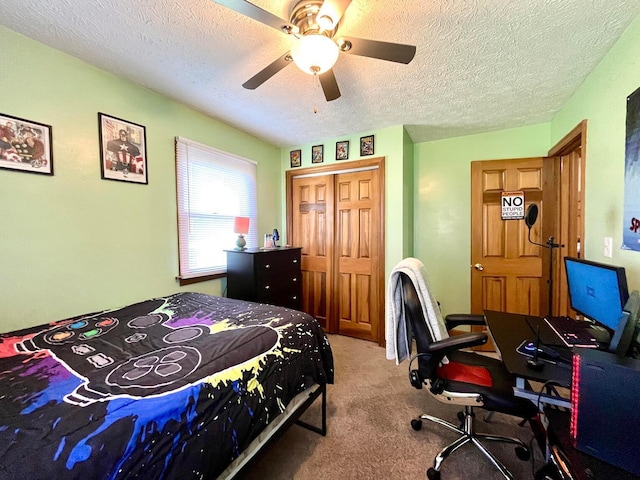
[[0, 292, 333, 479]]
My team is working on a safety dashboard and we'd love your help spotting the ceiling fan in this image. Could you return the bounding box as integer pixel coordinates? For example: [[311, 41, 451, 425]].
[[213, 0, 417, 101]]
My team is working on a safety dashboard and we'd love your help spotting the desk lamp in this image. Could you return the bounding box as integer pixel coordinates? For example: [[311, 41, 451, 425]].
[[234, 216, 250, 250]]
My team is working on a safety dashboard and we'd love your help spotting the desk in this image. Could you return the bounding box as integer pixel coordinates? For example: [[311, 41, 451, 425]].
[[483, 310, 572, 408], [484, 310, 640, 480]]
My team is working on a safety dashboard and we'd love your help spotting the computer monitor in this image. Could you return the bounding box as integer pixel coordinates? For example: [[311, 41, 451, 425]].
[[564, 257, 629, 331]]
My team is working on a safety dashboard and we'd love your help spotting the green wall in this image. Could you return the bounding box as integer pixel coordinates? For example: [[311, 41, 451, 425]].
[[551, 14, 640, 291], [413, 13, 640, 315], [413, 124, 551, 315], [0, 26, 281, 331]]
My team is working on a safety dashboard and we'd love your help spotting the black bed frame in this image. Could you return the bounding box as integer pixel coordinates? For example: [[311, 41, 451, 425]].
[[228, 383, 327, 478]]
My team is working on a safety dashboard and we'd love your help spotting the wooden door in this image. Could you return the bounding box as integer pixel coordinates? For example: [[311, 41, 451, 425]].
[[287, 158, 385, 344], [335, 168, 382, 342], [291, 174, 334, 331], [470, 158, 550, 317], [471, 123, 586, 323]]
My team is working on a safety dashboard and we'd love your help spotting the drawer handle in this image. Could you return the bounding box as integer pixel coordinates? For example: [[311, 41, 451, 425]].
[[264, 285, 270, 290], [292, 296, 298, 300], [265, 264, 271, 269], [292, 277, 298, 282], [293, 259, 298, 263]]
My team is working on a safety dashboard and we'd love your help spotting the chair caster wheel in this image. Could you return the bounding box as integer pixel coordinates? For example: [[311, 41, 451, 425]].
[[515, 446, 531, 461], [427, 467, 441, 479], [411, 419, 423, 431]]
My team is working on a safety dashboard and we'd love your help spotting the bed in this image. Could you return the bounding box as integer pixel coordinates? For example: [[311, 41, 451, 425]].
[[0, 292, 334, 479]]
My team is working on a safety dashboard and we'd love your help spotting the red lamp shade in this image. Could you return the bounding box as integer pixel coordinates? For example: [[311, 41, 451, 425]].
[[233, 216, 250, 250], [234, 216, 250, 235]]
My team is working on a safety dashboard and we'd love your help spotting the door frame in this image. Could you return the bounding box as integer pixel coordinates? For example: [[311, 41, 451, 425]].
[[286, 157, 386, 345], [547, 120, 587, 316]]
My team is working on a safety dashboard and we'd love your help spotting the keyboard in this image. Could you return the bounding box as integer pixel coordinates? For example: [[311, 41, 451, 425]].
[[544, 315, 600, 348]]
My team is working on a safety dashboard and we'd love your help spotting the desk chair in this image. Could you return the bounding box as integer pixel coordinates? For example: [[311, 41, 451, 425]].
[[400, 272, 538, 480]]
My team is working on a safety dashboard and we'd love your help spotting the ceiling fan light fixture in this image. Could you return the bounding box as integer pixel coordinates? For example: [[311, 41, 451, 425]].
[[291, 34, 339, 75]]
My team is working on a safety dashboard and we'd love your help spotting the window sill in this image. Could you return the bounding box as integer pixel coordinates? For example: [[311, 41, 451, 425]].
[[177, 272, 226, 286]]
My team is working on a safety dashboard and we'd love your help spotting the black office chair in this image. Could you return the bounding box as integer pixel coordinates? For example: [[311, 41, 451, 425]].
[[400, 272, 538, 480]]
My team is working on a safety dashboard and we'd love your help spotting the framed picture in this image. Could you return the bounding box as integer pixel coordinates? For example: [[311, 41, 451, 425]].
[[360, 135, 374, 156], [290, 149, 301, 168], [99, 113, 148, 184], [336, 140, 349, 160], [0, 113, 53, 175], [312, 144, 324, 163]]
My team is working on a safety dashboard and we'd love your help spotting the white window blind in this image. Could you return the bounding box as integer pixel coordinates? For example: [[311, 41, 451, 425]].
[[175, 137, 257, 279]]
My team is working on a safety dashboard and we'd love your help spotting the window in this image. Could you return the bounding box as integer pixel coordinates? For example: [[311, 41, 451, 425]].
[[175, 137, 257, 280]]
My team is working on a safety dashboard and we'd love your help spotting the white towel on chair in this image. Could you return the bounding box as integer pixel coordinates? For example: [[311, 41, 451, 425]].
[[385, 258, 448, 364]]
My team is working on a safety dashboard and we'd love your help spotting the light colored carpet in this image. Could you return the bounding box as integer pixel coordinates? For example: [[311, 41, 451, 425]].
[[241, 334, 545, 479]]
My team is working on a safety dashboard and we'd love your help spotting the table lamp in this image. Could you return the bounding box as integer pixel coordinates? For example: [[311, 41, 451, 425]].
[[234, 216, 250, 250]]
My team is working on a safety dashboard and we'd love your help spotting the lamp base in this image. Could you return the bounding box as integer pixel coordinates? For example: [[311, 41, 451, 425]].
[[235, 234, 246, 250]]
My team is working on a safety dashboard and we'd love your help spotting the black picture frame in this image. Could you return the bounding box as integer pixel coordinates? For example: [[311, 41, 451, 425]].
[[336, 140, 349, 160], [360, 135, 374, 156], [0, 112, 53, 175], [290, 149, 301, 168], [312, 144, 324, 163], [98, 113, 148, 184]]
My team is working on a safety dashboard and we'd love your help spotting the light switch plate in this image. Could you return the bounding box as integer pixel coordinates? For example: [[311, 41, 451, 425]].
[[604, 237, 613, 258]]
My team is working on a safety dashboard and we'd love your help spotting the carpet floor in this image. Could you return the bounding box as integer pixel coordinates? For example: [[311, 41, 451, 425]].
[[241, 334, 546, 480]]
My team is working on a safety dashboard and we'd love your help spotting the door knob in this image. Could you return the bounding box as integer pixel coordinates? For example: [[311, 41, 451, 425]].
[[473, 263, 484, 271]]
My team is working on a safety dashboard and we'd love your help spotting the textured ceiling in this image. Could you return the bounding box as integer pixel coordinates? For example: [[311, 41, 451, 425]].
[[1, 0, 639, 147]]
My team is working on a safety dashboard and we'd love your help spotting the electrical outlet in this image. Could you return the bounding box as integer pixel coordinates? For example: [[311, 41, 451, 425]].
[[604, 237, 613, 258]]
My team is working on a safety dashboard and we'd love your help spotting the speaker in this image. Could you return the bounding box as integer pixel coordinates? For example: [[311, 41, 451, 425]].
[[571, 348, 640, 475]]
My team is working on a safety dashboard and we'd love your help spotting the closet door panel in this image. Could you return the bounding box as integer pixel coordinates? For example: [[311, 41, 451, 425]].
[[292, 175, 334, 330]]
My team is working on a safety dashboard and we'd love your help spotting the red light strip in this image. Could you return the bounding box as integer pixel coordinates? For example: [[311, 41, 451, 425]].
[[570, 353, 581, 443]]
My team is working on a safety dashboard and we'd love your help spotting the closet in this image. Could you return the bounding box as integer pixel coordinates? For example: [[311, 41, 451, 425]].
[[286, 157, 385, 344]]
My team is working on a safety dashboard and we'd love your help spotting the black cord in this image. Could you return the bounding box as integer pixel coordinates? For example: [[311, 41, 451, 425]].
[[528, 380, 565, 478], [407, 352, 432, 372], [536, 379, 563, 411]]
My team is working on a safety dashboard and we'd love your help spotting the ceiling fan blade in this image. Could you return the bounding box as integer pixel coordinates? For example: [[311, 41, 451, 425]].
[[317, 0, 352, 29], [213, 0, 296, 34], [319, 69, 341, 101], [337, 36, 416, 64], [242, 52, 293, 90]]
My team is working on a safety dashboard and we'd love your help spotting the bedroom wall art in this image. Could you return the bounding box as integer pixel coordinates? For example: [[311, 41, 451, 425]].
[[99, 113, 148, 184], [0, 112, 53, 175], [312, 144, 324, 163], [336, 140, 349, 160], [290, 149, 301, 168], [624, 86, 640, 252], [360, 135, 374, 156]]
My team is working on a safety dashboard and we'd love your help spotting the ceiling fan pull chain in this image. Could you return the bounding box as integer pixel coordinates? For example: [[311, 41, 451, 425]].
[[313, 74, 320, 114]]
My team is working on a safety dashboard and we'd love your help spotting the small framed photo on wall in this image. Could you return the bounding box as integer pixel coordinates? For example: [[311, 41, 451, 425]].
[[360, 135, 374, 156], [290, 149, 301, 168], [336, 140, 349, 160], [0, 112, 53, 175], [312, 144, 324, 163], [99, 113, 148, 184]]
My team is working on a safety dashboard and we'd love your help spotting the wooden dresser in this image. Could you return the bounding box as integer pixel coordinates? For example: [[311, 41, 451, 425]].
[[225, 247, 302, 310]]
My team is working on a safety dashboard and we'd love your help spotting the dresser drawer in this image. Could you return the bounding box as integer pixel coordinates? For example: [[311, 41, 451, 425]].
[[254, 249, 300, 277], [256, 277, 301, 309]]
